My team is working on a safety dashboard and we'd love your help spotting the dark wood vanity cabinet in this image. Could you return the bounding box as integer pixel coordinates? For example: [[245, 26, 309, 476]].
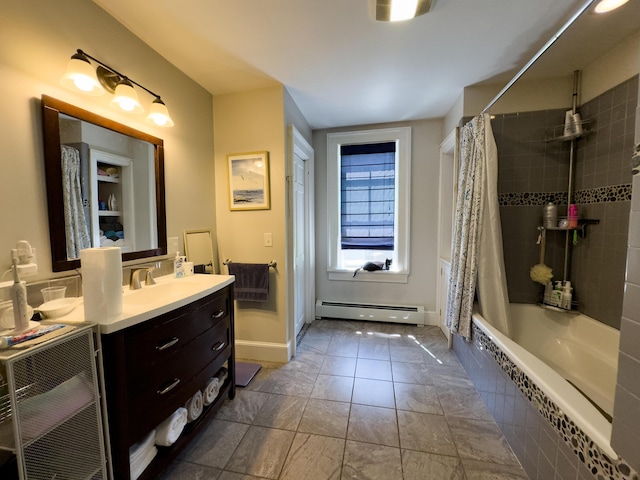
[[101, 284, 235, 480]]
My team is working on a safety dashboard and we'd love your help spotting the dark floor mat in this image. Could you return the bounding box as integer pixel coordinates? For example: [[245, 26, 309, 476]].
[[235, 361, 262, 387]]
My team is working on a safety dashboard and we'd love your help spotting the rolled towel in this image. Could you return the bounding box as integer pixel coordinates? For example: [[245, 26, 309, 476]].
[[185, 390, 203, 422], [155, 407, 188, 447], [203, 378, 221, 406], [216, 367, 228, 383]]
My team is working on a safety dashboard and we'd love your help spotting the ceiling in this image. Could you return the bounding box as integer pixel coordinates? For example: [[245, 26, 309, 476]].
[[93, 0, 633, 129]]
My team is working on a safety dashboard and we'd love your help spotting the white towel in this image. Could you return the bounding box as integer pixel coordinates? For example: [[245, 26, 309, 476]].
[[216, 367, 228, 383], [154, 407, 187, 447], [130, 445, 157, 480], [185, 390, 203, 422], [129, 429, 157, 479], [202, 377, 220, 406]]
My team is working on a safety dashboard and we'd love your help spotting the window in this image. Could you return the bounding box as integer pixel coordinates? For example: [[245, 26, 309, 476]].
[[327, 127, 411, 282]]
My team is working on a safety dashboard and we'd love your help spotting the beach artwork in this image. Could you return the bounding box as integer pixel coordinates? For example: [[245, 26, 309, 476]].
[[228, 151, 270, 210]]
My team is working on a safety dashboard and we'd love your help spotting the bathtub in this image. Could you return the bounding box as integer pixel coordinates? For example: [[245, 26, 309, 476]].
[[472, 303, 621, 463]]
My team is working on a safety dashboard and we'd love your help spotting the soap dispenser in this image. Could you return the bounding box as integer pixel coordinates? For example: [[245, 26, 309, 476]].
[[174, 252, 185, 278]]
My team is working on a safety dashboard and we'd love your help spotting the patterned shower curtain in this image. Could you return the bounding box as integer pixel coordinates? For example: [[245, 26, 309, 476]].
[[446, 114, 511, 340], [61, 145, 91, 258]]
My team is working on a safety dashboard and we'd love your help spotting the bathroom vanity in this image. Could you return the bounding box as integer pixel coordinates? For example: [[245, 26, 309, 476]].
[[98, 275, 235, 479]]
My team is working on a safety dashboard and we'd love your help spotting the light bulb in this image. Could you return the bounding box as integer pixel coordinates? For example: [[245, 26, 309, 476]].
[[146, 98, 174, 127], [390, 0, 419, 21], [60, 54, 104, 95], [111, 80, 143, 114], [594, 0, 630, 13]]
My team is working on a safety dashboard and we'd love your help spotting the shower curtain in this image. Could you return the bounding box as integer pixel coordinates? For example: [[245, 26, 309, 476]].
[[446, 114, 511, 339], [61, 145, 91, 258]]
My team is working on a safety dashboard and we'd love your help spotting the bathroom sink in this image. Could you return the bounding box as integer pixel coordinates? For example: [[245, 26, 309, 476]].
[[104, 274, 234, 333], [123, 276, 205, 306]]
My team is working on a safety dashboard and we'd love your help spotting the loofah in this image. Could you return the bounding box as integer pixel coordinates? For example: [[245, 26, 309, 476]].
[[530, 263, 553, 285]]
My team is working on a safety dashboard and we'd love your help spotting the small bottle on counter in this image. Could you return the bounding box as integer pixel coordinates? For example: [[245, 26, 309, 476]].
[[174, 252, 185, 278]]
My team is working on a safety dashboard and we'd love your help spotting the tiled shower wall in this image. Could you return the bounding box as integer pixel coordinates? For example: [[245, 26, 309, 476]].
[[493, 75, 638, 329]]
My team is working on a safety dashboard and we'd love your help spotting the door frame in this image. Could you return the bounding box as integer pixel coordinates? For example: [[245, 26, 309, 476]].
[[436, 128, 457, 340], [286, 125, 315, 359]]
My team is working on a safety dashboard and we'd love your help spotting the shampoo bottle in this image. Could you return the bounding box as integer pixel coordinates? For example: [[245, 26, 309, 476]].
[[543, 198, 557, 229], [10, 263, 29, 332], [544, 282, 553, 305], [561, 282, 573, 310], [568, 204, 578, 229]]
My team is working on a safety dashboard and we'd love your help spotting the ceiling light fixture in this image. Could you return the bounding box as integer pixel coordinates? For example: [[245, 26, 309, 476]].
[[371, 0, 432, 21], [594, 0, 630, 12], [60, 49, 174, 127]]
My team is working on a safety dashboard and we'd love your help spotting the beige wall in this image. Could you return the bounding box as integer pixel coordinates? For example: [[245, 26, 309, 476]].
[[313, 119, 443, 320], [213, 86, 291, 361], [0, 0, 215, 281], [457, 32, 640, 119]]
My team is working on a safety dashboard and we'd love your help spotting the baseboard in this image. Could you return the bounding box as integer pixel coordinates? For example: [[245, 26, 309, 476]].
[[424, 310, 439, 326], [235, 339, 291, 363]]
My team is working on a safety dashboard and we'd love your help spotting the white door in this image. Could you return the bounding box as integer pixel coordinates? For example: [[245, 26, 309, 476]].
[[293, 152, 306, 337]]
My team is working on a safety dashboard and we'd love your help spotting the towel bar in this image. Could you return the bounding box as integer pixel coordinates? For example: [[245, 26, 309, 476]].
[[223, 259, 277, 268]]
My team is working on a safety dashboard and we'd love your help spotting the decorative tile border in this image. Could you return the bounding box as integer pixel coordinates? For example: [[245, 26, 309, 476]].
[[633, 144, 640, 176], [498, 184, 632, 206], [472, 323, 638, 480], [498, 191, 567, 207]]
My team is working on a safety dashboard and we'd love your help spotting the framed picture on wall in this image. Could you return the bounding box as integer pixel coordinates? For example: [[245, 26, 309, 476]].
[[227, 151, 271, 210]]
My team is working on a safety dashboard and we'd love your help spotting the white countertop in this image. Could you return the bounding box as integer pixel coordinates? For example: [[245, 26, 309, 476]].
[[42, 274, 235, 334]]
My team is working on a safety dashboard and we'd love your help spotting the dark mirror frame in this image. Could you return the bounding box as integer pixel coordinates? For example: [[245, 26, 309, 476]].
[[41, 94, 167, 272]]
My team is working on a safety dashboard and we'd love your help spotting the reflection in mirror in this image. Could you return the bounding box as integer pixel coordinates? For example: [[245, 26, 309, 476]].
[[184, 229, 214, 273], [482, 0, 639, 329], [42, 95, 167, 272]]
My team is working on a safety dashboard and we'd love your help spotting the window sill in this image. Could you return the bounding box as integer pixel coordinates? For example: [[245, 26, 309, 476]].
[[327, 270, 409, 283]]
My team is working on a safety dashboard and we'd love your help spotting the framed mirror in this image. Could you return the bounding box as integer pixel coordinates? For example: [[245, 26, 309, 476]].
[[183, 229, 214, 273], [41, 95, 167, 272]]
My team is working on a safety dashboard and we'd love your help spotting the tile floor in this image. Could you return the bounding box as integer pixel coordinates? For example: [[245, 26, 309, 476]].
[[160, 319, 529, 480]]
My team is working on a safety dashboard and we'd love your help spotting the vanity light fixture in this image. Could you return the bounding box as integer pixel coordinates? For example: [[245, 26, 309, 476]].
[[371, 0, 432, 21], [594, 0, 630, 12], [60, 49, 174, 127]]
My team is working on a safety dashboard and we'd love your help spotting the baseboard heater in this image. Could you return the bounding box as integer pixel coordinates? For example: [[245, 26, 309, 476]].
[[315, 300, 425, 326]]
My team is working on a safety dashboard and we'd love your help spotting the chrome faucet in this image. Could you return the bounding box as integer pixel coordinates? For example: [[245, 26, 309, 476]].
[[129, 267, 157, 290]]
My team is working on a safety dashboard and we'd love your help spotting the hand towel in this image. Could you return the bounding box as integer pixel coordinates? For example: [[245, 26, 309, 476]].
[[202, 377, 220, 406], [227, 263, 269, 302], [155, 407, 188, 446], [185, 390, 203, 422]]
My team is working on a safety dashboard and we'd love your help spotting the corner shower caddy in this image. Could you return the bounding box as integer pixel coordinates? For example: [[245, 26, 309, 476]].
[[0, 325, 107, 479], [537, 71, 599, 312]]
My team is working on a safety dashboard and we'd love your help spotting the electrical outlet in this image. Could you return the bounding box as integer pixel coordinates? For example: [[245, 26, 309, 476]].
[[264, 233, 273, 247]]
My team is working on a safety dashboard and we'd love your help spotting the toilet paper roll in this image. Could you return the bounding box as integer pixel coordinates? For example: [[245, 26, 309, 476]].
[[80, 247, 123, 322], [185, 390, 203, 422]]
